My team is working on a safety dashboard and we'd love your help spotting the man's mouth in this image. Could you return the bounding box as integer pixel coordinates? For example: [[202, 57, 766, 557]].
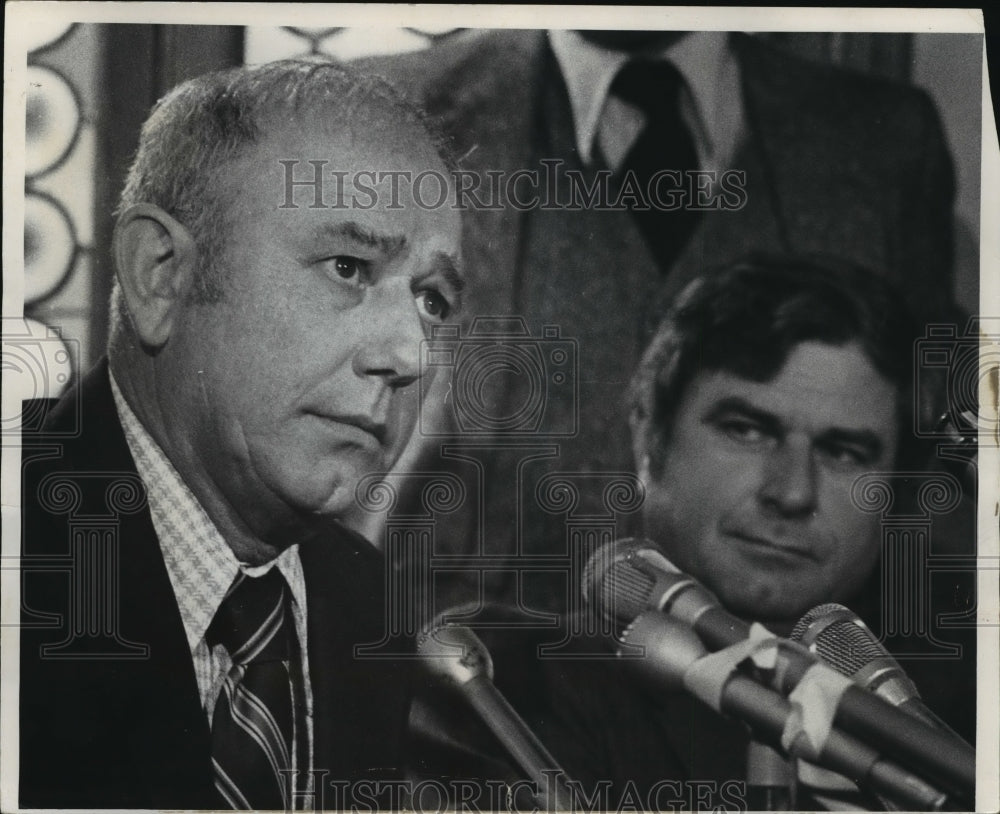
[[308, 411, 388, 446], [726, 530, 816, 562]]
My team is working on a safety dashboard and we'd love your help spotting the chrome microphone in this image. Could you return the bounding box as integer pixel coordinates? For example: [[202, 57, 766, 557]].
[[618, 612, 949, 811], [416, 619, 575, 810], [582, 536, 735, 645], [583, 538, 975, 805], [791, 603, 969, 743]]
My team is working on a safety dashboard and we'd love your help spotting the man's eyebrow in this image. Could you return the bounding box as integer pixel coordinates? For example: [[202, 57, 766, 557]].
[[426, 250, 465, 294], [707, 396, 886, 455], [318, 221, 407, 255], [704, 396, 783, 432]]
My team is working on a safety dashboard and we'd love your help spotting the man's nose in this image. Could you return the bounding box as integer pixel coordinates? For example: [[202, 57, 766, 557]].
[[353, 283, 425, 387], [758, 440, 818, 517]]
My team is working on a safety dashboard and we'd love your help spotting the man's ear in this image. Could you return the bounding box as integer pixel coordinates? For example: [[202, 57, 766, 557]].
[[113, 203, 198, 348]]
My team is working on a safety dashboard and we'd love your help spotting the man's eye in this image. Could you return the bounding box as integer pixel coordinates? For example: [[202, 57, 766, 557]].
[[324, 256, 369, 282], [415, 289, 451, 323], [820, 445, 869, 467], [719, 420, 766, 443]]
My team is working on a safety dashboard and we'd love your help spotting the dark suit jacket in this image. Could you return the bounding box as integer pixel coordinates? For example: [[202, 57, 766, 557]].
[[359, 30, 958, 613], [19, 361, 414, 809]]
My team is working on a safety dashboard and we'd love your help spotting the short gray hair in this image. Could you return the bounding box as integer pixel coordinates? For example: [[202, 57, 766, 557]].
[[114, 59, 447, 305]]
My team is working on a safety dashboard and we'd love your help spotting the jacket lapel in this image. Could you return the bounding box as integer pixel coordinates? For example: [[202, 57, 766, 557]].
[[21, 361, 213, 807], [302, 526, 414, 797]]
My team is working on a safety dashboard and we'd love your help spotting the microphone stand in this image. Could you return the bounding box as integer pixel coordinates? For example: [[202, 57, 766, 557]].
[[746, 740, 794, 811]]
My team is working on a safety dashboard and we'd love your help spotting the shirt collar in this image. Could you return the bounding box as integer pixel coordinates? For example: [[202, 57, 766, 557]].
[[549, 29, 629, 165], [109, 371, 308, 653], [548, 29, 736, 166]]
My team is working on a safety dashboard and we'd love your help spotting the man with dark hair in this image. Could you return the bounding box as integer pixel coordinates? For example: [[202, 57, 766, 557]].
[[20, 60, 464, 809], [629, 254, 929, 624]]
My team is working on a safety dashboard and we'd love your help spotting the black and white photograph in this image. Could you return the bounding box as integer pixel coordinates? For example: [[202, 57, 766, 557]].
[[2, 4, 997, 812]]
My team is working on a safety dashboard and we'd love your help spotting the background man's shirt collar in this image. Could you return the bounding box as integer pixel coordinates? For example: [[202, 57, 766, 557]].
[[548, 30, 743, 172]]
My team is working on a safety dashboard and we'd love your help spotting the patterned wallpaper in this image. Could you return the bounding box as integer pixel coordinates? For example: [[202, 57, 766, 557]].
[[245, 26, 463, 62], [17, 23, 101, 408]]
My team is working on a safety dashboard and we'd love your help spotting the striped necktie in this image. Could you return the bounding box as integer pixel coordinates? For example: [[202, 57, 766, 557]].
[[612, 60, 701, 272], [207, 569, 303, 810]]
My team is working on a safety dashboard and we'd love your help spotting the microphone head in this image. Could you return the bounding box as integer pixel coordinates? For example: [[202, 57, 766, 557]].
[[791, 603, 884, 676], [581, 537, 681, 625], [791, 603, 920, 706], [416, 621, 494, 688]]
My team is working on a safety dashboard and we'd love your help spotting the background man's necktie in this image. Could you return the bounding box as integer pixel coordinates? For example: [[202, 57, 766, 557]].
[[207, 569, 303, 810], [612, 60, 701, 272]]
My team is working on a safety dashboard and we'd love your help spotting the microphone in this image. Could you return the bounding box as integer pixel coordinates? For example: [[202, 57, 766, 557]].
[[416, 619, 574, 811], [583, 537, 756, 649], [620, 611, 950, 811], [584, 538, 975, 805], [791, 604, 974, 811], [791, 604, 970, 743]]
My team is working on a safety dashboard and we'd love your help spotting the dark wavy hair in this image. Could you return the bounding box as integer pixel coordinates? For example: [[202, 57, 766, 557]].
[[629, 253, 932, 474]]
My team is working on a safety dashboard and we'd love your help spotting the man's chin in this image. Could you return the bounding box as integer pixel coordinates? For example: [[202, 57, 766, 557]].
[[715, 584, 815, 629], [576, 30, 690, 51], [280, 471, 364, 524], [314, 475, 372, 518], [292, 450, 392, 509]]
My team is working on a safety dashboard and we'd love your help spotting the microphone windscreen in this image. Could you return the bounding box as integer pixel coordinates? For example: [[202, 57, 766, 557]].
[[791, 603, 884, 677], [789, 602, 837, 641], [581, 538, 667, 624], [603, 560, 656, 621]]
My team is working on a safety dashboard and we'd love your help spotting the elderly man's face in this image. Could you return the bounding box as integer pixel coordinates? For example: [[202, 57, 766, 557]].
[[641, 341, 899, 623], [160, 110, 462, 529]]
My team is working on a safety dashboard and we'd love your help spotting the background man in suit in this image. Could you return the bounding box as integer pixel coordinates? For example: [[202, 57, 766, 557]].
[[360, 29, 958, 616], [19, 60, 464, 809]]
